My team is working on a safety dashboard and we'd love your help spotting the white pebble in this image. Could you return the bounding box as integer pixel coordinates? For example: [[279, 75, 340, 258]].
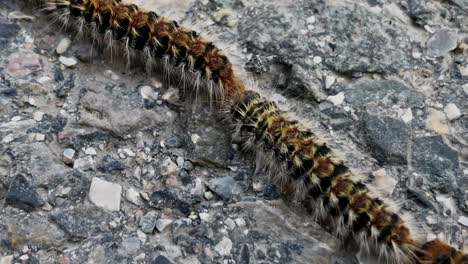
[[56, 38, 71, 55], [313, 56, 323, 64], [35, 133, 46, 141], [0, 255, 14, 264], [327, 92, 345, 106], [84, 147, 97, 156], [444, 103, 461, 120], [59, 56, 78, 67], [401, 108, 413, 123], [89, 177, 122, 211], [224, 218, 236, 230], [33, 111, 44, 121], [324, 76, 336, 89], [63, 148, 76, 164], [140, 86, 158, 100], [458, 216, 468, 227], [204, 191, 214, 200], [191, 133, 200, 144], [2, 134, 15, 143], [463, 83, 468, 95], [126, 188, 142, 205], [104, 70, 120, 80], [199, 212, 212, 222], [73, 156, 95, 170], [214, 237, 233, 256]]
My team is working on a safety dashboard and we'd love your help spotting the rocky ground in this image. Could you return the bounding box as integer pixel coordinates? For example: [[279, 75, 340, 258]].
[[0, 0, 467, 263]]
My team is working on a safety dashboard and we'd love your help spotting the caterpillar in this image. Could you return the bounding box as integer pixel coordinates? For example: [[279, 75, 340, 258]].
[[18, 0, 468, 263], [230, 91, 467, 264], [40, 0, 246, 105]]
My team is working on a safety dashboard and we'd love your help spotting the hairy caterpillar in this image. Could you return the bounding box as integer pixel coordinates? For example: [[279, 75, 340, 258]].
[[230, 91, 467, 264], [19, 0, 468, 263], [40, 0, 246, 104]]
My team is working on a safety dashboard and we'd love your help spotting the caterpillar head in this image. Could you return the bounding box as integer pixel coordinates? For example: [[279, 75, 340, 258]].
[[418, 240, 468, 264]]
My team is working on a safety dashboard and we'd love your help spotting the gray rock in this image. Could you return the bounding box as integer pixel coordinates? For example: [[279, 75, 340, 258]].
[[139, 211, 160, 234], [187, 109, 230, 167], [59, 129, 110, 149], [345, 79, 423, 109], [119, 236, 140, 255], [97, 155, 125, 174], [6, 51, 42, 78], [150, 188, 195, 215], [323, 6, 410, 74], [207, 176, 243, 201], [152, 255, 172, 264], [412, 136, 461, 192], [284, 65, 327, 101], [49, 207, 106, 241], [60, 170, 90, 201], [165, 136, 183, 149], [449, 0, 468, 11], [8, 143, 71, 186], [79, 88, 167, 137], [362, 114, 412, 164], [0, 212, 65, 250], [426, 29, 458, 57], [6, 174, 44, 212], [0, 87, 18, 96], [0, 21, 19, 39]]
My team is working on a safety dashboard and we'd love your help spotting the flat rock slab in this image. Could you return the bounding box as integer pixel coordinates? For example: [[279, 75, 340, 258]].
[[88, 177, 122, 211]]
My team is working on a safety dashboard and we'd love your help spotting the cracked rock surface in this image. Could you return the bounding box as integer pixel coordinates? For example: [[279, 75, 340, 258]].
[[0, 0, 467, 263]]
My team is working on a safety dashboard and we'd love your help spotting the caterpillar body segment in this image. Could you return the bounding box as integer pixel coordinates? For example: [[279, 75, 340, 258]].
[[40, 0, 246, 105]]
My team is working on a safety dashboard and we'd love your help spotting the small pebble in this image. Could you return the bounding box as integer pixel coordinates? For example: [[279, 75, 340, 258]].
[[2, 134, 15, 143], [59, 56, 78, 67], [56, 38, 71, 55], [155, 218, 173, 233], [126, 188, 142, 205], [214, 237, 233, 256], [324, 76, 336, 89], [463, 83, 468, 95], [160, 158, 178, 177], [139, 211, 159, 234], [191, 134, 200, 144], [327, 92, 345, 106], [199, 212, 212, 222], [313, 56, 323, 64], [444, 103, 461, 121], [426, 109, 449, 134], [84, 147, 97, 156], [224, 218, 236, 230], [33, 111, 44, 121], [140, 85, 158, 100], [89, 177, 122, 211], [73, 156, 94, 170], [0, 255, 13, 264], [401, 108, 413, 123], [458, 216, 468, 227], [204, 191, 214, 200], [35, 133, 46, 141], [63, 148, 76, 164], [176, 157, 185, 167], [104, 70, 119, 80]]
